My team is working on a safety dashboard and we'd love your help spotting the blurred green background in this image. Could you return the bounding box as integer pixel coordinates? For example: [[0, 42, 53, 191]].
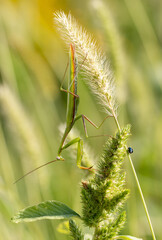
[[0, 0, 161, 239]]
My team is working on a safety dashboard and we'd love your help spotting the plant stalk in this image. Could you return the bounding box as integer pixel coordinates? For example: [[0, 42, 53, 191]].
[[128, 154, 156, 240]]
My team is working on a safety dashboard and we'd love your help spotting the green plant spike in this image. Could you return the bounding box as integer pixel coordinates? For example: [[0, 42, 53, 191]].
[[69, 219, 84, 240]]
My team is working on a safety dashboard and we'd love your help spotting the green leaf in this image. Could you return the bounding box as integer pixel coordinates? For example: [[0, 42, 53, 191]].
[[12, 200, 81, 223], [114, 236, 142, 240]]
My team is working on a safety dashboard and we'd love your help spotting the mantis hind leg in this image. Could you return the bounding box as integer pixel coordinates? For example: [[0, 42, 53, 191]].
[[74, 114, 113, 138]]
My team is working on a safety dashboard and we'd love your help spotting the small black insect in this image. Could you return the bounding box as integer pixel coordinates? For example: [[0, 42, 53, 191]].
[[128, 147, 133, 154]]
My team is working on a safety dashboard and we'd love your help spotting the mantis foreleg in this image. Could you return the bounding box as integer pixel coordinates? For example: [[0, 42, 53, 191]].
[[60, 137, 91, 169]]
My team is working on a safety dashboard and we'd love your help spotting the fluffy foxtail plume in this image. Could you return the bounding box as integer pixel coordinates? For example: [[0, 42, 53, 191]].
[[54, 11, 116, 117]]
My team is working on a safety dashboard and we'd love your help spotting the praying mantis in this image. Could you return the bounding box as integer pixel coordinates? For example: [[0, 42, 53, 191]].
[[14, 44, 110, 183], [56, 43, 111, 169]]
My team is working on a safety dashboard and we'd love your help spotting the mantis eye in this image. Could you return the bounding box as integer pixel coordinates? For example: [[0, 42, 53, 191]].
[[128, 147, 133, 154]]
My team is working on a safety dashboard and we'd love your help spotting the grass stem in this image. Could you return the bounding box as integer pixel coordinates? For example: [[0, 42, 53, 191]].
[[128, 154, 156, 240]]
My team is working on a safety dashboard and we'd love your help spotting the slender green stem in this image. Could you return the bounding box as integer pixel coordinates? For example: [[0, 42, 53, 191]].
[[113, 114, 121, 133], [128, 154, 156, 240], [111, 107, 121, 133], [113, 114, 156, 240]]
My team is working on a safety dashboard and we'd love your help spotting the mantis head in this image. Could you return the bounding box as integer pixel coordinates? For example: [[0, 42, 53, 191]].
[[56, 156, 65, 161]]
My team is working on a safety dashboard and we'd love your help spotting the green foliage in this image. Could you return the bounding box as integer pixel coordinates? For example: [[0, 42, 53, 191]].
[[93, 211, 126, 240], [11, 126, 132, 239], [98, 125, 131, 179], [69, 219, 84, 240], [12, 200, 80, 223], [81, 126, 130, 239]]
